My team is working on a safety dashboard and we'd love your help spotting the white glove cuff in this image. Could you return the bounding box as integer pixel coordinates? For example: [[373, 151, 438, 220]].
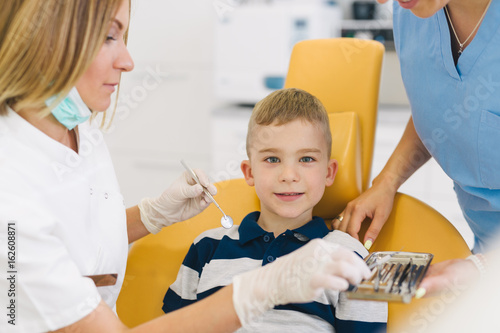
[[232, 270, 273, 327], [232, 274, 250, 327], [466, 253, 488, 280], [138, 198, 162, 234]]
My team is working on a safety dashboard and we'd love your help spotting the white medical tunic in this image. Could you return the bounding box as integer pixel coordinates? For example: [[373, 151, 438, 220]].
[[0, 107, 128, 332], [393, 1, 500, 253]]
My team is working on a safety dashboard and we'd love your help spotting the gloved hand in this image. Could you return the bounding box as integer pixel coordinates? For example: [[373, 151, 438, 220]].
[[138, 169, 217, 234], [232, 239, 371, 326]]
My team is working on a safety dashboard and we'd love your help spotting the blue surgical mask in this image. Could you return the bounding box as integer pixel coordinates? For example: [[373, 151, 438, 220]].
[[46, 87, 91, 130]]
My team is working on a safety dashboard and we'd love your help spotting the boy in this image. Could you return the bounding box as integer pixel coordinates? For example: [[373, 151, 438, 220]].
[[162, 88, 387, 332]]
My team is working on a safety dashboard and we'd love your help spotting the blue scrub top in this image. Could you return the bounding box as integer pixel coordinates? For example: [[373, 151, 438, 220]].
[[393, 1, 500, 253]]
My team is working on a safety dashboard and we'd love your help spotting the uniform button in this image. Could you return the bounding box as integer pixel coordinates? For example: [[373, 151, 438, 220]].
[[104, 193, 108, 199], [267, 256, 275, 263], [90, 188, 93, 195], [263, 235, 271, 242]]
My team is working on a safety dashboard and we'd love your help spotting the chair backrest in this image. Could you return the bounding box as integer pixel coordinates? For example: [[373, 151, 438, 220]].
[[284, 38, 384, 193], [315, 111, 362, 219], [359, 193, 471, 332]]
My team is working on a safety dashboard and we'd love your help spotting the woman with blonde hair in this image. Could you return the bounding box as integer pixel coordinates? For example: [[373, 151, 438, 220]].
[[0, 1, 371, 332]]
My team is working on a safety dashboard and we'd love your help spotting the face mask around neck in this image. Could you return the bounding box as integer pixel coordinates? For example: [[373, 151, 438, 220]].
[[46, 87, 91, 130]]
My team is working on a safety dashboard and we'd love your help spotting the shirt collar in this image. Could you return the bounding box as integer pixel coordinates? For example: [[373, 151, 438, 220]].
[[238, 211, 330, 245], [3, 105, 88, 165], [238, 212, 267, 244], [294, 216, 330, 240]]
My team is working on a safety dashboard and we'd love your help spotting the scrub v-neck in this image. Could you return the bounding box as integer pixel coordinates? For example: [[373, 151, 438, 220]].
[[437, 1, 500, 80]]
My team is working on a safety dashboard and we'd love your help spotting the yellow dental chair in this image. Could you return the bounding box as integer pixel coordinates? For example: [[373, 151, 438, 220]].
[[116, 39, 471, 332], [284, 38, 381, 192]]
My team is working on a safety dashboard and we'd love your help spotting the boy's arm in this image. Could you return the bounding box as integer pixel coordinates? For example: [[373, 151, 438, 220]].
[[323, 230, 369, 259], [333, 294, 387, 332], [162, 243, 203, 313]]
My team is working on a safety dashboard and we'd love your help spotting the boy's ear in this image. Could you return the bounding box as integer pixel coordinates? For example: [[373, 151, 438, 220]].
[[241, 160, 255, 186], [325, 159, 338, 187]]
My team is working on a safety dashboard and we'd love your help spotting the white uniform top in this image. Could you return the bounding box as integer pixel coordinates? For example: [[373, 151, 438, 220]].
[[0, 107, 128, 332]]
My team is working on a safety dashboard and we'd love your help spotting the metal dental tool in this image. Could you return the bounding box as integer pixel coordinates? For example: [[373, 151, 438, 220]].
[[406, 264, 417, 294], [381, 263, 395, 283], [409, 265, 425, 293], [367, 251, 401, 270], [374, 264, 383, 292], [386, 263, 402, 293], [348, 251, 402, 292], [181, 160, 233, 229], [396, 259, 412, 294]]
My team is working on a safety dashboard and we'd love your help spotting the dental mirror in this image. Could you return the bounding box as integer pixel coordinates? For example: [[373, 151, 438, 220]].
[[181, 160, 233, 229]]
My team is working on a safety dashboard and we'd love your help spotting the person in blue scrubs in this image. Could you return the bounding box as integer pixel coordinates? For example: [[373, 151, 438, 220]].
[[333, 0, 499, 296]]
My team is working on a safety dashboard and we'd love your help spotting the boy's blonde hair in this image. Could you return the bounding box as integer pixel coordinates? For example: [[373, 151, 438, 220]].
[[0, 0, 127, 125], [246, 88, 332, 157]]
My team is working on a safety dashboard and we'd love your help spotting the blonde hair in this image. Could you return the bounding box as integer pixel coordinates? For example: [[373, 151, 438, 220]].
[[246, 88, 332, 157], [0, 0, 127, 123]]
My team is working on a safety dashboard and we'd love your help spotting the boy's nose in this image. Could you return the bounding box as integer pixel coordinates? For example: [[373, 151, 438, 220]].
[[279, 164, 299, 182]]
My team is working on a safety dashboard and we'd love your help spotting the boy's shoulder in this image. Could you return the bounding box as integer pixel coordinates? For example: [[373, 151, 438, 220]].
[[193, 225, 241, 245]]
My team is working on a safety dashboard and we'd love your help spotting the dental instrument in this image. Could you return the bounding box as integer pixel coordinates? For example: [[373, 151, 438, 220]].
[[180, 160, 233, 229]]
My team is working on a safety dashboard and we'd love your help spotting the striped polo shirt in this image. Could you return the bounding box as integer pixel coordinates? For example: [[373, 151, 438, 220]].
[[163, 211, 387, 332]]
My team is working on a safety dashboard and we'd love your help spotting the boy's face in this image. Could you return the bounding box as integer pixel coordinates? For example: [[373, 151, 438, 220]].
[[241, 119, 337, 224]]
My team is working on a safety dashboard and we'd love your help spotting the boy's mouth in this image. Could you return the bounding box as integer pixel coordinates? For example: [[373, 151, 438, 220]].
[[275, 192, 304, 201]]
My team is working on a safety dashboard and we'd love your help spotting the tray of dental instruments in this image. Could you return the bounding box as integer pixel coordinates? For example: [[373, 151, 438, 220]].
[[345, 251, 433, 303]]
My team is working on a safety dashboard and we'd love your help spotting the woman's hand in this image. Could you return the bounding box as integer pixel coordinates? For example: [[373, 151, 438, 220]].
[[333, 117, 430, 248], [333, 181, 397, 248], [417, 259, 480, 297], [138, 169, 217, 234], [232, 239, 371, 326]]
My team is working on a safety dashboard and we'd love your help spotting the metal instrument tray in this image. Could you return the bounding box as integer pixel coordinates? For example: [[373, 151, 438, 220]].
[[345, 251, 433, 303]]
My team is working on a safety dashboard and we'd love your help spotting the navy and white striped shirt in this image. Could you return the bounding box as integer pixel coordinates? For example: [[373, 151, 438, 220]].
[[163, 212, 387, 332]]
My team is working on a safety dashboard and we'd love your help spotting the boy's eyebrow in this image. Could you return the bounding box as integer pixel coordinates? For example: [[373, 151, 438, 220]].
[[257, 148, 280, 154], [256, 148, 323, 154], [296, 148, 322, 154]]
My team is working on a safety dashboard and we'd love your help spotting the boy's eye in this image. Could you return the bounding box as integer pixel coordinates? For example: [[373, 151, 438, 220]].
[[300, 156, 315, 163], [265, 157, 280, 163]]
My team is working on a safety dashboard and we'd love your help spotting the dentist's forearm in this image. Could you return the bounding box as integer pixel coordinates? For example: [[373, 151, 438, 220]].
[[126, 206, 150, 243], [51, 286, 241, 333], [372, 117, 431, 192]]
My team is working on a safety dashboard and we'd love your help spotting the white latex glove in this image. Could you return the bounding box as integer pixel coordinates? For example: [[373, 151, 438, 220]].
[[138, 169, 217, 234], [232, 239, 371, 326]]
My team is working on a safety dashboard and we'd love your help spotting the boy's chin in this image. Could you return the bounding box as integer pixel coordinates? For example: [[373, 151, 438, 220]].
[[273, 209, 313, 221]]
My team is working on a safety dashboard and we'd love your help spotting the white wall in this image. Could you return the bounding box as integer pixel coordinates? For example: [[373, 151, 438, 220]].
[[105, 0, 220, 206]]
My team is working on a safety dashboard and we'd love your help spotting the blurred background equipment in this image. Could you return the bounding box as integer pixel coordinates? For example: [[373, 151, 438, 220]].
[[214, 0, 342, 104]]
